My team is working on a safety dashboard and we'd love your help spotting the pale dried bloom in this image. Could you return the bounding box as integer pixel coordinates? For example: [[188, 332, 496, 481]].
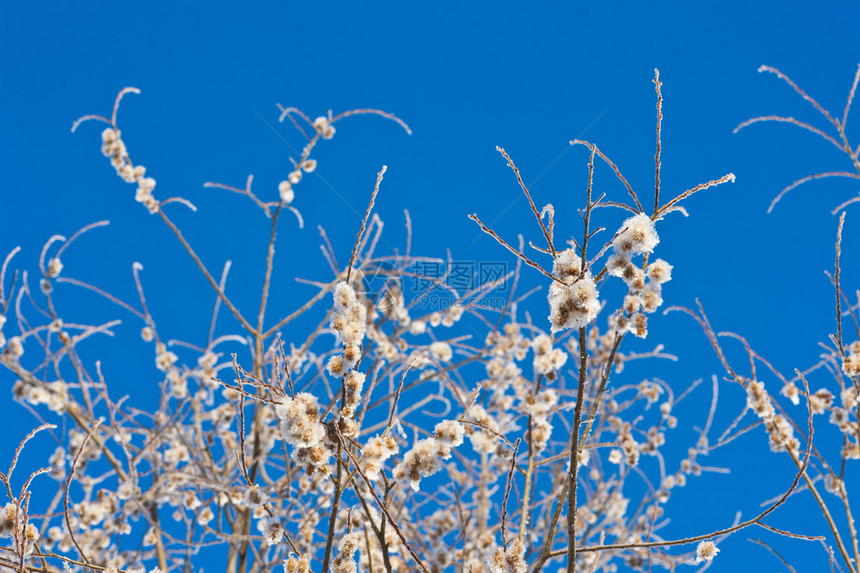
[[277, 393, 326, 448], [614, 212, 659, 255], [695, 540, 719, 563], [843, 352, 860, 377], [198, 506, 214, 526], [0, 502, 18, 537], [341, 370, 365, 417], [313, 116, 336, 139], [780, 382, 800, 405], [830, 407, 849, 431], [429, 340, 453, 362], [521, 388, 558, 417], [622, 294, 641, 315], [6, 336, 23, 359], [140, 326, 154, 342], [327, 354, 345, 377], [746, 381, 775, 420], [331, 282, 367, 357], [434, 420, 465, 458], [294, 443, 333, 476], [646, 258, 672, 284], [393, 437, 442, 491], [47, 257, 63, 278], [360, 434, 399, 480], [606, 253, 631, 279], [808, 388, 833, 415], [330, 532, 359, 573], [289, 170, 302, 185], [283, 554, 312, 573], [548, 275, 600, 333], [531, 334, 567, 376], [155, 345, 178, 372], [260, 517, 284, 546], [301, 159, 317, 172], [628, 312, 648, 338], [243, 484, 267, 509], [640, 284, 663, 313], [487, 538, 526, 573], [278, 180, 295, 204], [552, 248, 582, 282], [766, 415, 799, 453], [825, 474, 843, 495]]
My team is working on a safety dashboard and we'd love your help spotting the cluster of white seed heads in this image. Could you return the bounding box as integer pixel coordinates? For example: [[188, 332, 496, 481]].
[[100, 128, 158, 214], [548, 249, 600, 333], [327, 282, 367, 377], [393, 420, 465, 491], [329, 531, 359, 573], [606, 213, 669, 338]]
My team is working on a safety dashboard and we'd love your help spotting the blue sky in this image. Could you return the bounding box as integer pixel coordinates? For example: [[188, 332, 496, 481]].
[[2, 1, 860, 571]]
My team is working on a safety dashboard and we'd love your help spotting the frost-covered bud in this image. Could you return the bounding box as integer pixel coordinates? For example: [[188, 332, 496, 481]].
[[548, 275, 599, 333], [360, 434, 399, 481], [640, 284, 663, 313], [331, 282, 367, 348], [614, 213, 659, 255], [261, 517, 284, 546], [327, 355, 345, 377], [552, 248, 582, 282], [628, 312, 647, 338], [141, 326, 154, 342], [101, 128, 119, 145], [283, 554, 312, 573], [606, 253, 630, 277], [342, 344, 360, 367], [646, 258, 672, 284], [155, 343, 178, 372], [531, 334, 552, 356], [433, 420, 465, 458], [429, 341, 453, 362], [746, 381, 775, 420], [393, 438, 442, 491], [0, 502, 18, 537], [695, 541, 719, 563], [6, 336, 24, 359], [621, 263, 646, 290], [622, 294, 641, 315], [119, 164, 136, 183], [276, 393, 326, 448], [330, 532, 359, 573], [278, 180, 294, 204], [334, 282, 356, 308], [314, 116, 336, 139], [488, 538, 526, 573], [47, 257, 63, 278], [779, 383, 800, 405], [843, 353, 860, 377], [243, 484, 267, 509], [342, 370, 365, 417], [139, 177, 156, 193], [313, 116, 329, 132]]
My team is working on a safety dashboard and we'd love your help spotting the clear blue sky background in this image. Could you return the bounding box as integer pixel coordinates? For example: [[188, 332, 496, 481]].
[[2, 1, 860, 571]]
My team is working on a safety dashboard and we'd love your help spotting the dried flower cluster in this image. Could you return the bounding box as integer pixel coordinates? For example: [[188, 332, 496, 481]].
[[1, 66, 858, 573]]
